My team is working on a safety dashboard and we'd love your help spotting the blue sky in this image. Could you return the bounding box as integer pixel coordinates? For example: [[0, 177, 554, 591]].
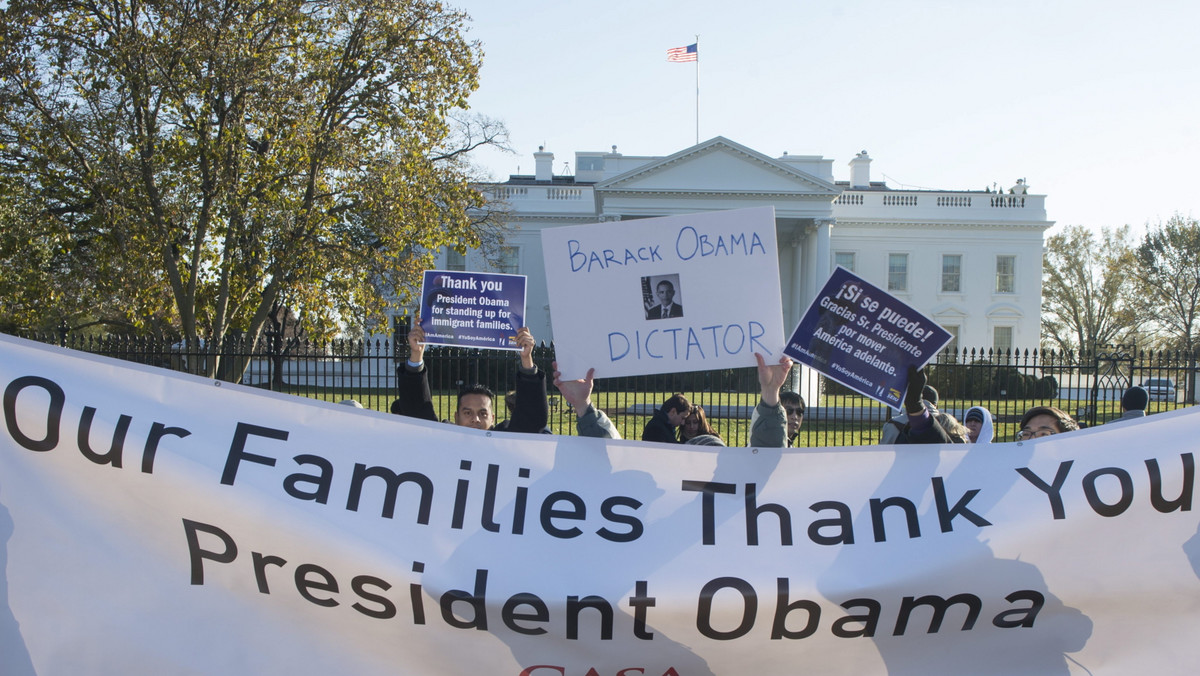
[[451, 0, 1199, 235]]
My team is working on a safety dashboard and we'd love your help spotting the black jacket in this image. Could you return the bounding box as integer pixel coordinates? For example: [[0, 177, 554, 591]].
[[641, 408, 680, 443], [395, 363, 548, 433]]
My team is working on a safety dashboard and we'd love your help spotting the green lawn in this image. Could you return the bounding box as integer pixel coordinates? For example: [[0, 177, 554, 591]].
[[281, 385, 1191, 447]]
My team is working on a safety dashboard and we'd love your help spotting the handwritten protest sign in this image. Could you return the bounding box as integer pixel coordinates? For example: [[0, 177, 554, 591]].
[[418, 270, 527, 350], [785, 266, 952, 408], [541, 207, 786, 379]]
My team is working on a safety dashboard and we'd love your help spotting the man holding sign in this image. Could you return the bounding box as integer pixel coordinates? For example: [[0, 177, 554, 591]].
[[395, 321, 548, 433]]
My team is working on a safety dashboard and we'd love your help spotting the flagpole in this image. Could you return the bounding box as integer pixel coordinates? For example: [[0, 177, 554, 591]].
[[694, 35, 700, 145]]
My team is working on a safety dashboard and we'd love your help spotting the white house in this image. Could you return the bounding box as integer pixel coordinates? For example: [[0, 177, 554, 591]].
[[432, 136, 1050, 357]]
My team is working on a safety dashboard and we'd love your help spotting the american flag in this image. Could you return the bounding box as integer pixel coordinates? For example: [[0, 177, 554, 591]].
[[666, 43, 698, 62]]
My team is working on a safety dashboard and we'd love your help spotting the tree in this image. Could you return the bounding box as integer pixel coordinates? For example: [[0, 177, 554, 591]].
[[1137, 215, 1200, 355], [1041, 224, 1143, 353], [0, 0, 507, 363]]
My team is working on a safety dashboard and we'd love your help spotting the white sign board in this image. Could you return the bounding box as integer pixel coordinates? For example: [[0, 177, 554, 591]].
[[541, 207, 786, 379]]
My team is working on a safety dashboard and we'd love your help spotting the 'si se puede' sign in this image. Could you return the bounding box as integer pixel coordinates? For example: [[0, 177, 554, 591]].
[[418, 270, 527, 350], [785, 266, 952, 408]]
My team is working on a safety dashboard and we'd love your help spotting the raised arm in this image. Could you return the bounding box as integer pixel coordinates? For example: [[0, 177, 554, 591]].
[[394, 315, 437, 422], [553, 361, 620, 439], [897, 365, 953, 444], [406, 317, 426, 366], [750, 352, 792, 448], [509, 327, 548, 433], [516, 326, 535, 371], [757, 352, 793, 407]]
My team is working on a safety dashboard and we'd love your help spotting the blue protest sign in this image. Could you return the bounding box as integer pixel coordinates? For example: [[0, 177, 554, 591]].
[[784, 267, 952, 408], [418, 270, 527, 350]]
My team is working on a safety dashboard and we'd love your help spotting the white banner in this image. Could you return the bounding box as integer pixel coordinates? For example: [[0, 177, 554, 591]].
[[2, 333, 1199, 675]]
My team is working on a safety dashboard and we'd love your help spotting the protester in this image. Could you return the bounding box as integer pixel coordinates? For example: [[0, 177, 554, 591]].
[[887, 366, 967, 444], [879, 379, 941, 444], [964, 406, 994, 443], [551, 362, 620, 439], [678, 405, 720, 443], [491, 390, 519, 431], [642, 394, 690, 443], [395, 318, 548, 433], [493, 388, 552, 434], [780, 391, 806, 446], [1107, 386, 1149, 425], [1017, 406, 1079, 440], [749, 352, 795, 447]]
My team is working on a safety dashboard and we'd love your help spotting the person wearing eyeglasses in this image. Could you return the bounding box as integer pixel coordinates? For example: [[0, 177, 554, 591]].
[[1016, 406, 1079, 441], [779, 392, 806, 446]]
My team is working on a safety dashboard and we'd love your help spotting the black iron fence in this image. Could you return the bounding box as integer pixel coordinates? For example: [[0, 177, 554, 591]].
[[11, 329, 1198, 447]]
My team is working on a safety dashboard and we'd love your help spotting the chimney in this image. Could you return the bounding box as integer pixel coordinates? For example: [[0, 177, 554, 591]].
[[848, 150, 872, 188], [534, 146, 554, 182]]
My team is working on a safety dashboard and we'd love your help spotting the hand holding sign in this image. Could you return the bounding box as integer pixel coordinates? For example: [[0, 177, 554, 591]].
[[903, 365, 928, 416], [408, 318, 426, 364], [516, 327, 535, 370]]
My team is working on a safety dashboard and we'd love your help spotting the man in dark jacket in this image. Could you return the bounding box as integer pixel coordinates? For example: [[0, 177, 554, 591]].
[[642, 393, 690, 443], [395, 319, 548, 433], [1107, 386, 1148, 425]]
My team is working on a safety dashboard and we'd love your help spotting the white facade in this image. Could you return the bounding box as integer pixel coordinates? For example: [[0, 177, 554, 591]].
[[439, 137, 1050, 354]]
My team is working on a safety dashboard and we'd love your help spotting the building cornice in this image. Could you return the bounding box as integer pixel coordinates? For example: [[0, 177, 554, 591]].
[[504, 215, 601, 225], [598, 136, 841, 196], [833, 219, 1054, 230], [598, 188, 838, 200]]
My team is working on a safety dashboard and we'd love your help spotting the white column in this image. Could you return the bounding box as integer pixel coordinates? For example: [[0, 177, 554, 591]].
[[814, 218, 834, 287], [789, 230, 805, 329], [803, 221, 819, 304]]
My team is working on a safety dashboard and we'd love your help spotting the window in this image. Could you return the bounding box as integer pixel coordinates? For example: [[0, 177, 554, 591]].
[[888, 253, 908, 292], [941, 255, 962, 293], [576, 156, 605, 171], [993, 326, 1013, 354], [498, 246, 519, 274], [943, 325, 960, 360], [834, 251, 856, 273], [445, 248, 466, 272], [995, 255, 1016, 293]]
